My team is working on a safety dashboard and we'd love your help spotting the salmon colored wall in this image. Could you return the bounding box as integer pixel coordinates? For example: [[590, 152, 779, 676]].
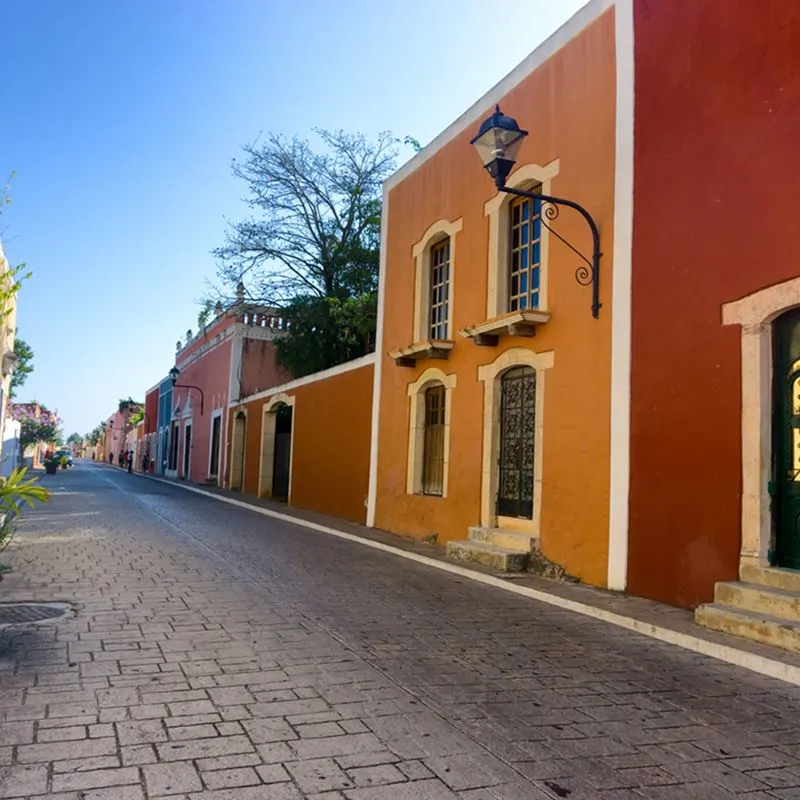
[[628, 0, 800, 607], [240, 339, 290, 398], [232, 362, 374, 524], [173, 338, 232, 482], [374, 11, 617, 586]]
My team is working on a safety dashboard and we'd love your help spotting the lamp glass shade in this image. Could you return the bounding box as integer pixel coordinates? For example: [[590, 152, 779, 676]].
[[169, 366, 180, 384], [470, 107, 528, 184]]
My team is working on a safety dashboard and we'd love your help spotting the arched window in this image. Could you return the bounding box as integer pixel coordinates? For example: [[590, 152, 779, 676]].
[[406, 368, 457, 497], [429, 238, 451, 341], [411, 219, 462, 342], [483, 160, 558, 320]]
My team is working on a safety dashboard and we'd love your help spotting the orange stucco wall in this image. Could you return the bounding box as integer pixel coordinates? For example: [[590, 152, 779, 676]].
[[373, 10, 617, 586], [229, 361, 374, 524]]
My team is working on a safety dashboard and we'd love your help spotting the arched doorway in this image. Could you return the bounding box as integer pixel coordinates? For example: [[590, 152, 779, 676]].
[[271, 404, 293, 502], [773, 308, 800, 569], [230, 412, 246, 491], [497, 366, 536, 519]]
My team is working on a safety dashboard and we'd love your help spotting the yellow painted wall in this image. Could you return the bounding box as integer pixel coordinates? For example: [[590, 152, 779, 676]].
[[374, 10, 617, 586], [229, 362, 374, 524]]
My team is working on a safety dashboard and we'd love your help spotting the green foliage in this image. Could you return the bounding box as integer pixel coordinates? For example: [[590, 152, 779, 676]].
[[197, 299, 215, 330], [0, 467, 50, 557], [0, 262, 31, 322], [85, 423, 105, 446], [403, 135, 422, 153], [128, 409, 144, 427], [118, 397, 141, 414], [8, 336, 33, 399], [273, 296, 367, 377], [66, 433, 82, 446], [215, 129, 397, 376]]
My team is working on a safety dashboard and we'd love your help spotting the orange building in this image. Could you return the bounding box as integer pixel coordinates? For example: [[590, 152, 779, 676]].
[[368, 4, 620, 586], [226, 355, 374, 524]]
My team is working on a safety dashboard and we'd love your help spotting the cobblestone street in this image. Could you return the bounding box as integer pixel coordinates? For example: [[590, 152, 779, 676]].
[[2, 465, 800, 799]]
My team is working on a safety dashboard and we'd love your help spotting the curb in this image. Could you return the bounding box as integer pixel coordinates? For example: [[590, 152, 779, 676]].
[[138, 471, 800, 687]]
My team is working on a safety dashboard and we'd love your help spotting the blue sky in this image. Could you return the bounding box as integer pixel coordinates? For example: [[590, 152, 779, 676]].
[[1, 0, 587, 436]]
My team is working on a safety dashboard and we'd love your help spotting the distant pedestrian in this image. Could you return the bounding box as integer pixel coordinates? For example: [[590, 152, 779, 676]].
[[142, 452, 149, 473], [118, 451, 125, 468], [127, 450, 133, 473], [108, 452, 113, 465]]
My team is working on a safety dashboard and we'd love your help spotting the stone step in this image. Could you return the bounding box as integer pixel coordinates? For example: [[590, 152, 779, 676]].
[[694, 603, 800, 653], [446, 540, 529, 572], [740, 563, 800, 594], [715, 581, 800, 621], [467, 526, 537, 552]]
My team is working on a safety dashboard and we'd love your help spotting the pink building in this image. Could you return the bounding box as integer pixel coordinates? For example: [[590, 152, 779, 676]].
[[106, 408, 136, 467], [168, 302, 288, 486]]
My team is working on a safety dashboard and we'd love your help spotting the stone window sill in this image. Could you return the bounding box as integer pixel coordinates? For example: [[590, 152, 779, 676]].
[[390, 340, 455, 368], [459, 310, 550, 346]]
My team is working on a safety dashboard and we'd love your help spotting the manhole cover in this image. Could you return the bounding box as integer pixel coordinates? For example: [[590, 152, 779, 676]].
[[0, 603, 71, 625]]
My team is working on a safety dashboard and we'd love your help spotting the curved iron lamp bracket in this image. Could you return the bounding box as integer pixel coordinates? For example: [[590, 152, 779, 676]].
[[173, 384, 205, 416], [500, 185, 602, 319]]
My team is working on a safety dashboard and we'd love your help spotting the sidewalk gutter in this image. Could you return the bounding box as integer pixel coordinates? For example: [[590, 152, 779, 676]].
[[136, 470, 800, 687]]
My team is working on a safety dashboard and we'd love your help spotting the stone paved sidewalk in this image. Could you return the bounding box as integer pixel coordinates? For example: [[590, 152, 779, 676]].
[[1, 466, 800, 799]]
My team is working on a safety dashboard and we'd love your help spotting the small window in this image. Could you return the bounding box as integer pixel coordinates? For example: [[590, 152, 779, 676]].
[[509, 193, 542, 312], [429, 239, 450, 340], [422, 385, 446, 495]]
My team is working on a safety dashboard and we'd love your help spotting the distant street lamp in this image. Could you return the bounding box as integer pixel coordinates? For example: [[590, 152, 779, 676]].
[[471, 105, 602, 319], [168, 367, 205, 416]]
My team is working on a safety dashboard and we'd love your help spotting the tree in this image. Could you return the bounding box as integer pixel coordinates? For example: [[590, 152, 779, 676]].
[[10, 403, 62, 449], [9, 336, 33, 399], [214, 129, 398, 376], [85, 423, 105, 446], [117, 397, 141, 414], [66, 433, 82, 447]]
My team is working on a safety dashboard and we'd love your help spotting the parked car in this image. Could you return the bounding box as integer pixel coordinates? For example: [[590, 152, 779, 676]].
[[54, 449, 73, 467]]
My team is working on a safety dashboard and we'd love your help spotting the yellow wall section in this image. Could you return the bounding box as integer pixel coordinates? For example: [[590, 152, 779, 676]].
[[373, 10, 617, 586], [230, 363, 374, 524]]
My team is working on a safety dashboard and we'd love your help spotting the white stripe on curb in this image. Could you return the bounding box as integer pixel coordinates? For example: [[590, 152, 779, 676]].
[[140, 472, 800, 687]]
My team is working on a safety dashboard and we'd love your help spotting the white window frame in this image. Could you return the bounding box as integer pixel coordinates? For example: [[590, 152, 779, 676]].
[[207, 409, 223, 479], [411, 218, 463, 343], [230, 408, 248, 491], [478, 347, 554, 533], [182, 421, 192, 481], [722, 276, 800, 575], [406, 367, 457, 497], [258, 393, 296, 501], [484, 160, 559, 320]]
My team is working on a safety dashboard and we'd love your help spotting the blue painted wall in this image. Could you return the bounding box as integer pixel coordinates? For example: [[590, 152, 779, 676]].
[[156, 378, 173, 475]]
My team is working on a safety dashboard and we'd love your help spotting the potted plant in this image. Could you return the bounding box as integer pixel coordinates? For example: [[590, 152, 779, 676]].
[[59, 455, 68, 470], [43, 455, 60, 475]]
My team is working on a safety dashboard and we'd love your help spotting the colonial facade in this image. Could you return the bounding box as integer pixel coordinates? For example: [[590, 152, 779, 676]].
[[368, 4, 618, 586], [97, 0, 800, 653], [168, 302, 288, 486]]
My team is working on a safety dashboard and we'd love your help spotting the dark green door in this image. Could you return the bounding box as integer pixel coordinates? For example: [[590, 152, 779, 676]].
[[773, 309, 800, 569]]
